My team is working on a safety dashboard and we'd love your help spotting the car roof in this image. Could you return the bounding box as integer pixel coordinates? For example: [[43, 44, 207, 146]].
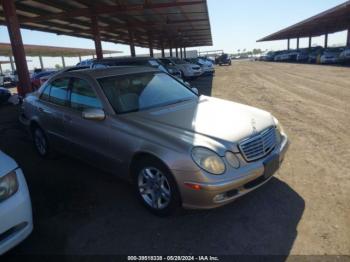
[[64, 66, 160, 79], [93, 57, 157, 63]]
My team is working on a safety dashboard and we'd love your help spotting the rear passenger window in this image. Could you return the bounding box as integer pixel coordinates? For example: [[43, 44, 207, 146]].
[[70, 78, 102, 111], [49, 78, 69, 106]]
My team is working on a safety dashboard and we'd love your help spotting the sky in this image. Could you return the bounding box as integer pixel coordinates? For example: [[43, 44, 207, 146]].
[[0, 0, 348, 71]]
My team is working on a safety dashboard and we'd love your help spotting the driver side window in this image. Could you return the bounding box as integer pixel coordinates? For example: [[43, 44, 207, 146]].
[[70, 78, 102, 111]]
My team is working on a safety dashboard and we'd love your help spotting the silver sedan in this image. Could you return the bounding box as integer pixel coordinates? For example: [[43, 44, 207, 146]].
[[21, 66, 289, 216]]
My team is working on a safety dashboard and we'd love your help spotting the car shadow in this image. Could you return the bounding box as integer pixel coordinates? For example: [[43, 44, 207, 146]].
[[1, 103, 304, 257]]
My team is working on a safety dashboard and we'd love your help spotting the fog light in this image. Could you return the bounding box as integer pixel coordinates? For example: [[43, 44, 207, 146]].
[[213, 193, 226, 202]]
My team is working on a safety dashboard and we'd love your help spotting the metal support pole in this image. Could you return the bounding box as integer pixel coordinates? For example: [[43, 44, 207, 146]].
[[91, 15, 103, 59], [149, 35, 154, 57], [287, 38, 290, 50], [9, 56, 15, 72], [39, 56, 44, 69], [0, 64, 3, 75], [170, 48, 173, 57], [296, 38, 300, 50], [180, 47, 183, 59], [347, 29, 350, 47], [2, 0, 31, 96], [184, 47, 187, 59], [176, 47, 178, 58], [61, 56, 66, 68], [129, 31, 136, 57], [79, 55, 82, 62], [309, 36, 312, 49], [324, 33, 328, 48], [161, 41, 165, 58]]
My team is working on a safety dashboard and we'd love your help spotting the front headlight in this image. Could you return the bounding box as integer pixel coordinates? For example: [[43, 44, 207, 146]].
[[191, 147, 226, 175], [225, 152, 240, 169], [0, 170, 19, 203], [273, 117, 284, 134]]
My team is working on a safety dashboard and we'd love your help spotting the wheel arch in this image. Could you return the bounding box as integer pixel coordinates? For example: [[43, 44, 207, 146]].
[[129, 151, 171, 181]]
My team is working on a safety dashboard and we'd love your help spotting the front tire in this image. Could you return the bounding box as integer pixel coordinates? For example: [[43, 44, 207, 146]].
[[133, 157, 181, 216]]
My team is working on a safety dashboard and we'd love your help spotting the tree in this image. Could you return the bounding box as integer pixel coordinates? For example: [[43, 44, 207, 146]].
[[252, 49, 262, 55], [55, 64, 62, 69]]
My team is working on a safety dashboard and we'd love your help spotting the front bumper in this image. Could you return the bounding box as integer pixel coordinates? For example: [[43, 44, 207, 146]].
[[0, 168, 33, 255], [178, 134, 289, 209]]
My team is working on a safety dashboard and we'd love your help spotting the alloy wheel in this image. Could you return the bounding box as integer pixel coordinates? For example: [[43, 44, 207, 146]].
[[138, 167, 171, 210], [34, 129, 47, 156]]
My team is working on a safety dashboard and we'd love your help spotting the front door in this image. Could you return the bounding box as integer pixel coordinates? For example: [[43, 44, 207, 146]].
[[63, 77, 115, 171]]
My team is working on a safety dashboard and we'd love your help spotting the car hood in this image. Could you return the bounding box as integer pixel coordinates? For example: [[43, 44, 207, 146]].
[[127, 96, 275, 153], [0, 151, 18, 177]]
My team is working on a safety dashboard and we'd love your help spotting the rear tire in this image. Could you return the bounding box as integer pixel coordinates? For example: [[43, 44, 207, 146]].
[[31, 125, 52, 158], [132, 157, 181, 216]]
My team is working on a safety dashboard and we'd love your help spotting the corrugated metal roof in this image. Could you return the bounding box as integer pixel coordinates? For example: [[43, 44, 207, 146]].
[[0, 0, 213, 49], [0, 42, 121, 56], [257, 1, 350, 42]]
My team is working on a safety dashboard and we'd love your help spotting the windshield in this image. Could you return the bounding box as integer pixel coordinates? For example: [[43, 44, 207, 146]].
[[98, 72, 197, 114]]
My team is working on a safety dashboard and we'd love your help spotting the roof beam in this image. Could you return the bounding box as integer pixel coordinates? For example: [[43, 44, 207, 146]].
[[19, 1, 206, 23]]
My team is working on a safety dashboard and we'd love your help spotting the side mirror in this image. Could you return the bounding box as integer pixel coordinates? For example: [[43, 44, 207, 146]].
[[192, 87, 199, 95], [82, 108, 106, 121]]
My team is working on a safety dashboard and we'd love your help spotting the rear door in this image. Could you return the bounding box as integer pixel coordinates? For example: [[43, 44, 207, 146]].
[[36, 77, 70, 150]]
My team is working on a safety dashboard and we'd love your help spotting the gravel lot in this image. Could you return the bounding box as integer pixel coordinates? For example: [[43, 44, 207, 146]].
[[1, 61, 349, 256]]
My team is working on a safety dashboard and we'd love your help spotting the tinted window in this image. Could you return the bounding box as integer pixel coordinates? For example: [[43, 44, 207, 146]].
[[49, 78, 69, 106], [40, 84, 51, 101], [70, 78, 102, 111], [98, 72, 197, 114]]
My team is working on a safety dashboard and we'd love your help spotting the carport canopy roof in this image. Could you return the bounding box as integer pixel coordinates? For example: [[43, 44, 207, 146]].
[[257, 0, 350, 42], [0, 0, 212, 49], [0, 42, 120, 57]]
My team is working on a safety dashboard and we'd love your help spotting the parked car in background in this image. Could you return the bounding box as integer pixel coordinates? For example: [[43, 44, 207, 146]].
[[185, 57, 215, 76], [215, 54, 231, 66], [274, 50, 298, 62], [308, 48, 324, 63], [31, 70, 57, 90], [159, 58, 202, 79], [0, 87, 11, 105], [0, 151, 33, 255], [2, 76, 16, 88], [339, 47, 350, 63], [89, 57, 182, 78], [76, 59, 94, 67], [296, 49, 311, 63], [156, 60, 182, 79], [320, 48, 343, 64], [261, 51, 281, 61], [21, 66, 289, 216]]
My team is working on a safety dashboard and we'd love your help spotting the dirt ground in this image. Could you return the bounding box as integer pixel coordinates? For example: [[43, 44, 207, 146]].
[[1, 61, 349, 256]]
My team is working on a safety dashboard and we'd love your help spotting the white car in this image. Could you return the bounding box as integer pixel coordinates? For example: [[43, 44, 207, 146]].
[[0, 151, 33, 255], [196, 58, 215, 75], [159, 58, 202, 79]]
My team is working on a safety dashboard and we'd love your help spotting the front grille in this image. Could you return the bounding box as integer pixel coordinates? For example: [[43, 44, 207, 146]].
[[239, 127, 276, 162]]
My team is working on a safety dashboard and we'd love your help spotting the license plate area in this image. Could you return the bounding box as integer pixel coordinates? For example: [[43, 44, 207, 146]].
[[263, 154, 280, 179]]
